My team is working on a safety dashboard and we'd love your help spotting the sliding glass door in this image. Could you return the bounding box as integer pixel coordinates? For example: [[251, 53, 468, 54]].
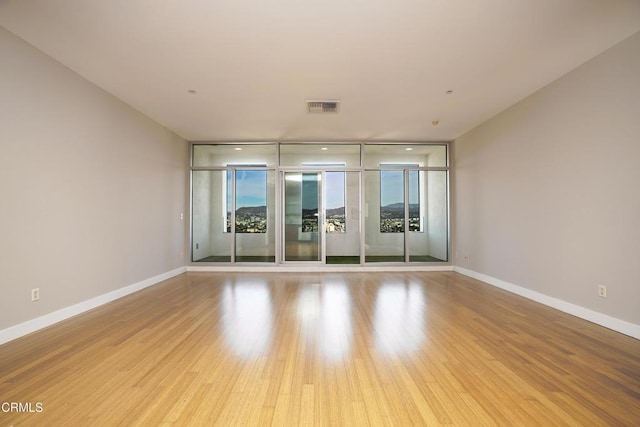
[[284, 172, 322, 262], [283, 170, 361, 264], [234, 169, 276, 262]]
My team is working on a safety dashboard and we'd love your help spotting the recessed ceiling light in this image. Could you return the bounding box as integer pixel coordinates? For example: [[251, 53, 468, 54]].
[[188, 89, 196, 94], [321, 147, 328, 151], [432, 120, 440, 126], [405, 147, 413, 151], [234, 147, 242, 151]]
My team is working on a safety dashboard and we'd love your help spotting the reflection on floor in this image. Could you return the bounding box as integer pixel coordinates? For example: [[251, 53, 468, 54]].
[[3, 272, 639, 425]]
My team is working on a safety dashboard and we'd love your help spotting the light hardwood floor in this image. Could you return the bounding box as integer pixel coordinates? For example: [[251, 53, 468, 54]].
[[1, 272, 639, 426]]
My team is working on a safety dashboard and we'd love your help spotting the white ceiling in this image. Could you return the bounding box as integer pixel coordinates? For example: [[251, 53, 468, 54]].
[[1, 0, 639, 142]]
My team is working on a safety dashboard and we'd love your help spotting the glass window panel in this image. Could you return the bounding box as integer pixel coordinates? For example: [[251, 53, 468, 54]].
[[236, 170, 276, 262], [409, 170, 448, 262], [326, 172, 360, 264], [284, 172, 321, 261], [193, 144, 277, 167], [235, 170, 267, 234], [225, 170, 232, 232], [280, 144, 360, 168], [325, 172, 346, 233], [363, 144, 447, 168], [408, 170, 422, 232], [380, 170, 404, 233], [302, 173, 319, 232], [365, 171, 404, 262], [192, 170, 231, 262], [426, 170, 448, 261]]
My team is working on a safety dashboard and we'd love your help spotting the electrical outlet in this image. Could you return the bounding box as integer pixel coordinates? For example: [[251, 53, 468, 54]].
[[196, 243, 199, 250], [180, 212, 184, 220], [31, 288, 40, 302], [598, 285, 607, 298]]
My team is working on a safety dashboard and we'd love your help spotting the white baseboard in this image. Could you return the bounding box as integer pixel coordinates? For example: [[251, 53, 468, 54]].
[[0, 267, 187, 346], [188, 265, 454, 273], [453, 266, 640, 340]]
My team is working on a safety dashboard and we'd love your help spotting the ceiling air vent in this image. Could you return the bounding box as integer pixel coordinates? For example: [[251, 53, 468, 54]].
[[307, 100, 340, 114]]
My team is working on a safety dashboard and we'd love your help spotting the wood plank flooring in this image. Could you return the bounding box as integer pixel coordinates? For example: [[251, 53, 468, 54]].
[[1, 272, 639, 426]]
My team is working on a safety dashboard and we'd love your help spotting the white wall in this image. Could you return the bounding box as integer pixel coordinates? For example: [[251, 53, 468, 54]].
[[454, 31, 640, 326], [0, 27, 188, 330]]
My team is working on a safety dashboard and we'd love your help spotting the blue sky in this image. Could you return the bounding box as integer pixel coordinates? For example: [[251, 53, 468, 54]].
[[380, 170, 419, 207], [231, 170, 267, 208], [325, 172, 345, 209]]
